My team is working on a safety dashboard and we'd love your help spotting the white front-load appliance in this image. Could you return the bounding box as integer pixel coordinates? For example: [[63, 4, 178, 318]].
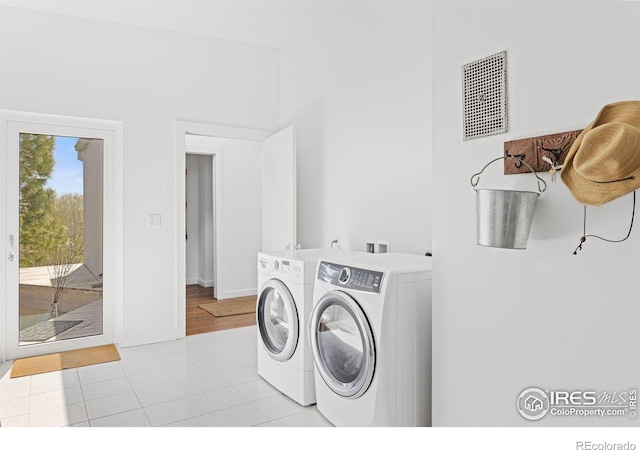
[[256, 248, 347, 406], [309, 252, 433, 426]]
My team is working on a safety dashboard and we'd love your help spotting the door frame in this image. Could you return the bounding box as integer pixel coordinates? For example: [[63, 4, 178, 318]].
[[176, 121, 271, 339], [0, 110, 123, 362]]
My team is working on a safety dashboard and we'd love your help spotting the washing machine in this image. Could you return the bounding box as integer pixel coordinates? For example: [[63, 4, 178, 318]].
[[308, 252, 433, 426], [256, 248, 348, 406]]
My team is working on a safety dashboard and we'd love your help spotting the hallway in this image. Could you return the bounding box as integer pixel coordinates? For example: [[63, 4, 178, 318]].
[[186, 285, 256, 336]]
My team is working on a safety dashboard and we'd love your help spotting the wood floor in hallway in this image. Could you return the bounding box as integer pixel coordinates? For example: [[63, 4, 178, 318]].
[[186, 284, 256, 336]]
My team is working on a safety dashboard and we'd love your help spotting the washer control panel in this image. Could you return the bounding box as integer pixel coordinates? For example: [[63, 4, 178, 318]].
[[317, 261, 383, 294]]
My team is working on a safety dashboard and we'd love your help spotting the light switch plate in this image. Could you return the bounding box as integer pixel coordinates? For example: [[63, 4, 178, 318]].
[[147, 214, 161, 228]]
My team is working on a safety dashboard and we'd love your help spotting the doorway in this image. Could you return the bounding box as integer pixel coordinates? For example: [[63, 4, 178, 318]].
[[185, 154, 215, 293], [176, 122, 296, 340], [17, 134, 104, 345], [1, 111, 123, 362]]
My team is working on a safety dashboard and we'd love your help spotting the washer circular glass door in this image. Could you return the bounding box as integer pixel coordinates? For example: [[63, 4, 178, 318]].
[[257, 279, 299, 362], [309, 291, 375, 398]]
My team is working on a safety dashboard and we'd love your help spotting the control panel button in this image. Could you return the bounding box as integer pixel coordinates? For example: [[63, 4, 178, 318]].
[[271, 260, 280, 271]]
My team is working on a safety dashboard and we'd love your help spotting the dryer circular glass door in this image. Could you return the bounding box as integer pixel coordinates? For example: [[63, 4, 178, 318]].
[[257, 279, 299, 362], [309, 291, 375, 398]]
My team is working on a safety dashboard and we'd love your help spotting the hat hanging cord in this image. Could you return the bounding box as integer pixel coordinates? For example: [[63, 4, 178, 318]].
[[573, 191, 636, 254]]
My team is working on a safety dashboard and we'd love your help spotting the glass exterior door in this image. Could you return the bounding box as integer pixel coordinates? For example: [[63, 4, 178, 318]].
[[16, 133, 104, 347], [310, 291, 375, 398], [257, 279, 299, 361], [3, 114, 117, 361]]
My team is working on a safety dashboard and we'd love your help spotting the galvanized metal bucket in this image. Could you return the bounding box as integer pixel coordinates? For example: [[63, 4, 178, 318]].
[[470, 156, 547, 249]]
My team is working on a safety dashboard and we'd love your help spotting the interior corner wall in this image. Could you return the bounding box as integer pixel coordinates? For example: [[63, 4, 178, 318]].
[[185, 154, 200, 285], [185, 154, 216, 289], [432, 1, 640, 426], [277, 2, 433, 254], [196, 155, 214, 288], [0, 6, 279, 346]]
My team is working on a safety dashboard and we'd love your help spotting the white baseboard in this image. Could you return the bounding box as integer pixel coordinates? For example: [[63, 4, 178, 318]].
[[117, 330, 176, 348], [186, 279, 214, 288], [198, 279, 215, 288], [218, 288, 257, 300]]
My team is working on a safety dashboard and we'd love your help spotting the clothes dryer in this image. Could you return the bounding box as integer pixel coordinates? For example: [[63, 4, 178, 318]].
[[309, 252, 433, 426]]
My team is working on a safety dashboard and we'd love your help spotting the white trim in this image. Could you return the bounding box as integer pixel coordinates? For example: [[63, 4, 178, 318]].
[[0, 110, 123, 362], [222, 288, 258, 299], [176, 121, 271, 339], [198, 279, 215, 288], [0, 116, 8, 363], [185, 279, 215, 288], [118, 330, 175, 349], [182, 122, 271, 141]]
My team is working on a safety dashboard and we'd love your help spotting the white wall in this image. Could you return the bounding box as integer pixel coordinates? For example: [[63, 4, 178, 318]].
[[432, 1, 640, 426], [2, 2, 637, 428], [0, 6, 280, 346], [2, 1, 434, 255], [197, 156, 214, 288], [276, 2, 433, 254], [185, 154, 200, 285], [185, 154, 215, 288]]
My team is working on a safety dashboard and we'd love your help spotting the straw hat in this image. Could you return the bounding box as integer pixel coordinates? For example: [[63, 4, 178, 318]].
[[561, 101, 640, 206]]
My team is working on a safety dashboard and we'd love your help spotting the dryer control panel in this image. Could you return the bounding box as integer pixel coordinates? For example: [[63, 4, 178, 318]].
[[317, 261, 383, 294], [279, 259, 303, 279]]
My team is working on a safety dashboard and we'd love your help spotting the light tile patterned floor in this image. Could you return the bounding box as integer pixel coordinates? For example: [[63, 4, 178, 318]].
[[0, 325, 332, 427]]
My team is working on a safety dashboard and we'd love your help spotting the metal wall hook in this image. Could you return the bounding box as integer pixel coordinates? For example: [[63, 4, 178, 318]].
[[470, 155, 547, 193], [505, 152, 526, 169], [540, 146, 563, 164]]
